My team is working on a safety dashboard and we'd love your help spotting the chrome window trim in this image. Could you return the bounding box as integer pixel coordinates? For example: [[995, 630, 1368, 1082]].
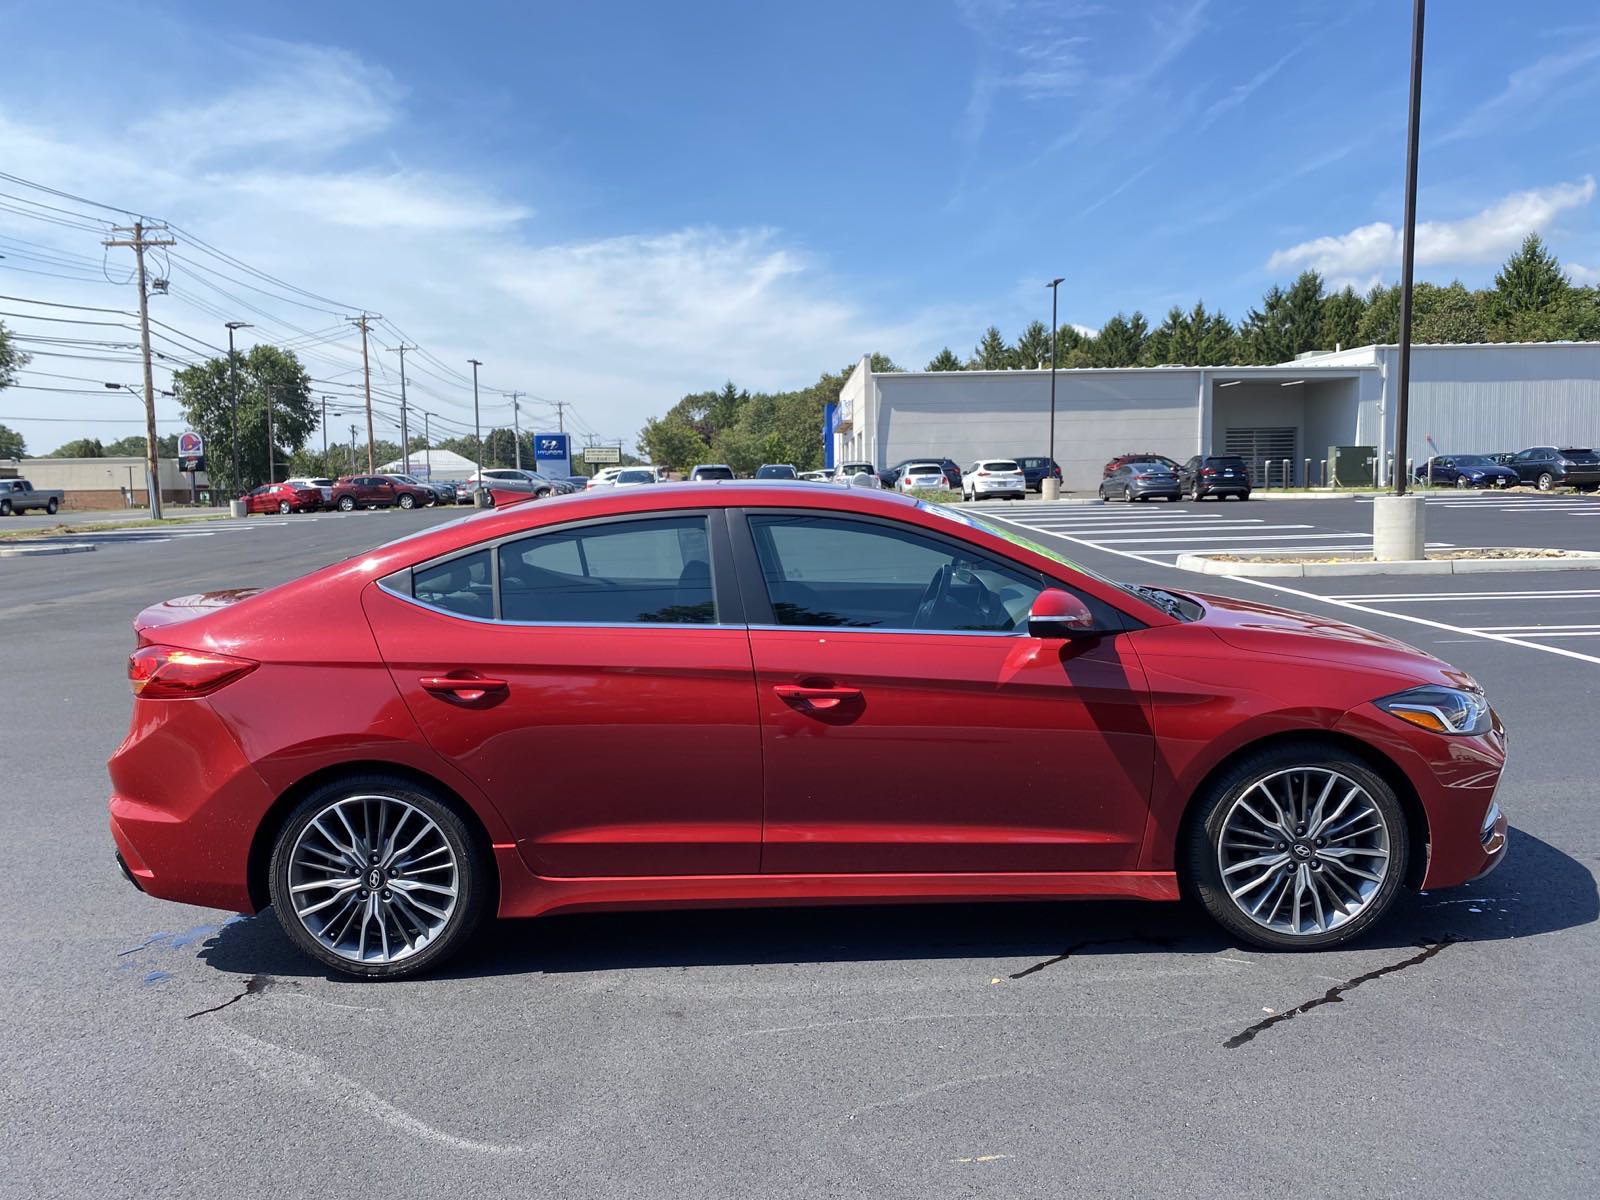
[[372, 584, 728, 631], [746, 622, 1034, 639]]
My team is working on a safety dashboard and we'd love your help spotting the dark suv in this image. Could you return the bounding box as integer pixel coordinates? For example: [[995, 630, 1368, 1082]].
[[1013, 456, 1062, 492], [881, 458, 962, 489], [1177, 455, 1252, 501], [1507, 447, 1600, 491]]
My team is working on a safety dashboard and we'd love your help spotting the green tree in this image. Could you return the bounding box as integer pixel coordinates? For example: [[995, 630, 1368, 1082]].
[[48, 437, 105, 457], [104, 433, 179, 457], [1356, 283, 1401, 345], [1089, 312, 1147, 367], [1142, 304, 1237, 365], [637, 414, 712, 471], [1053, 323, 1088, 364], [0, 319, 26, 392], [925, 347, 964, 371], [710, 426, 762, 475], [1490, 234, 1570, 320], [482, 427, 520, 468], [1013, 320, 1052, 368], [1414, 282, 1490, 343], [1240, 285, 1292, 364], [971, 326, 1013, 369], [172, 345, 315, 494], [1318, 285, 1365, 351], [0, 422, 24, 459]]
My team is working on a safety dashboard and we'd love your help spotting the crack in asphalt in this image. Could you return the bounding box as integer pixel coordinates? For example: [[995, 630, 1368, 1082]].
[[185, 973, 275, 1020], [1224, 939, 1455, 1049], [1009, 935, 1177, 979]]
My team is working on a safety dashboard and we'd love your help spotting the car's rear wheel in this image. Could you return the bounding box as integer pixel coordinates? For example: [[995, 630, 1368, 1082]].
[[268, 776, 489, 979], [1188, 483, 1202, 501], [46, 497, 59, 514], [1183, 742, 1408, 950], [1124, 486, 1134, 502], [398, 493, 416, 509], [277, 500, 291, 514], [338, 495, 355, 511], [1537, 472, 1555, 491]]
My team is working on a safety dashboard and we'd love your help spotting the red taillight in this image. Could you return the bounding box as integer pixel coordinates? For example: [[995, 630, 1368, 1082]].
[[1134, 473, 1150, 480], [1201, 467, 1217, 476], [128, 645, 257, 699]]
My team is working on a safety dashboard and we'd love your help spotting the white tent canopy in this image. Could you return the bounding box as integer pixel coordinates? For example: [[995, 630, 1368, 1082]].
[[375, 448, 479, 481]]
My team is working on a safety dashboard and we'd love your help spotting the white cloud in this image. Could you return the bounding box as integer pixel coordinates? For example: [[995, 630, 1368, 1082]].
[[1266, 177, 1597, 278], [1569, 262, 1600, 285], [220, 171, 531, 233], [1436, 39, 1600, 146]]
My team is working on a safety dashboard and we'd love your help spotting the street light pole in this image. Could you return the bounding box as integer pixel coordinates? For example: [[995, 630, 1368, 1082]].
[[265, 389, 276, 484], [1043, 277, 1065, 501], [225, 321, 251, 492], [423, 412, 432, 479], [1374, 0, 1427, 560], [468, 359, 485, 505]]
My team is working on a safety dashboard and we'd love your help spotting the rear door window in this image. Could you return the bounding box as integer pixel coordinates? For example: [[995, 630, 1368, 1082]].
[[498, 515, 716, 624]]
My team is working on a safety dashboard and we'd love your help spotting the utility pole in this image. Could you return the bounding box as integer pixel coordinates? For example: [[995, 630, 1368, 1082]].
[[508, 391, 524, 470], [555, 398, 566, 432], [469, 359, 484, 503], [225, 321, 251, 493], [105, 220, 175, 519], [350, 425, 358, 475], [320, 395, 329, 468], [1044, 277, 1064, 501], [348, 313, 382, 474], [422, 412, 432, 478], [265, 390, 276, 483], [387, 344, 415, 474]]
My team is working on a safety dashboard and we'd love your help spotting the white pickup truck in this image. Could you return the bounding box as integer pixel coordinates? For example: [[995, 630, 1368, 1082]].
[[0, 478, 63, 516]]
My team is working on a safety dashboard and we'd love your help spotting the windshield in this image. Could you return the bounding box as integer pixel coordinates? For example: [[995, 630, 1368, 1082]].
[[616, 469, 654, 483], [1129, 462, 1173, 472], [695, 466, 734, 479]]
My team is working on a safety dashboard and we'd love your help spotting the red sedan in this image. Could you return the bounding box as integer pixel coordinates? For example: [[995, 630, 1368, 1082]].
[[109, 483, 1508, 978], [241, 482, 322, 514]]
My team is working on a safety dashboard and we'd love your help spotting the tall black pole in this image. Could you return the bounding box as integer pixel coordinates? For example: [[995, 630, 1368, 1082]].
[[1046, 277, 1064, 488], [225, 321, 250, 491], [1393, 0, 1425, 496], [469, 359, 484, 503]]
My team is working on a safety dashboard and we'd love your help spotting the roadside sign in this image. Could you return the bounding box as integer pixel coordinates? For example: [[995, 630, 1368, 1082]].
[[582, 445, 622, 465], [178, 431, 203, 458], [534, 432, 572, 471]]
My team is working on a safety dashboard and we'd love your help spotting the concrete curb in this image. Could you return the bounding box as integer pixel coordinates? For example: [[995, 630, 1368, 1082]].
[[1176, 550, 1600, 578], [0, 542, 97, 558]]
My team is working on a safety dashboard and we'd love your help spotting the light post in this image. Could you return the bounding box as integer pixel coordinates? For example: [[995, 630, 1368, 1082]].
[[224, 321, 251, 494], [104, 382, 173, 518], [468, 359, 486, 506], [1043, 277, 1065, 500], [1374, 0, 1427, 561]]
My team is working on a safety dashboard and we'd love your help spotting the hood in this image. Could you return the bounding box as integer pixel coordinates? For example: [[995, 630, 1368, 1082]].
[[1188, 590, 1472, 689]]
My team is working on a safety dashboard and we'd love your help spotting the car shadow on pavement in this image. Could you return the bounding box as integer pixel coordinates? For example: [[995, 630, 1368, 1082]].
[[195, 827, 1593, 982]]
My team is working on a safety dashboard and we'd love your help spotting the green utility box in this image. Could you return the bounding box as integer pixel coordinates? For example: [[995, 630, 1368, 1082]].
[[1328, 445, 1377, 488]]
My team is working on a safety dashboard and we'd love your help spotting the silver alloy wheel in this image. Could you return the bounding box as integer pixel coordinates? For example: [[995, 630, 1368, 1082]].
[[1216, 767, 1392, 937], [287, 794, 460, 965]]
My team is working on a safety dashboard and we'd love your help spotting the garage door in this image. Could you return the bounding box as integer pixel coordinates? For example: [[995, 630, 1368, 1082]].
[[1223, 427, 1297, 486]]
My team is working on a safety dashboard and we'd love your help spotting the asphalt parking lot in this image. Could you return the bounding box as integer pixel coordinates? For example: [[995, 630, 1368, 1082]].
[[2, 498, 1597, 1198]]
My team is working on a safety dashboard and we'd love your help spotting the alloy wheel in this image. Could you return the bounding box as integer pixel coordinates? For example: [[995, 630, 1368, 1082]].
[[1215, 767, 1392, 938], [286, 794, 461, 965], [1537, 473, 1554, 491]]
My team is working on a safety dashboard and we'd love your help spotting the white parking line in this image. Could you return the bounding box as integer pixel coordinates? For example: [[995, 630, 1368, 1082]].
[[1089, 531, 1345, 545], [1327, 588, 1600, 602], [977, 508, 1600, 667]]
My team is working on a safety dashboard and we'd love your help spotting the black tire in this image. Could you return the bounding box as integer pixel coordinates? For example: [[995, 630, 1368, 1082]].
[[268, 774, 490, 979], [1182, 740, 1409, 951], [398, 493, 416, 510], [0, 500, 11, 516], [1188, 483, 1202, 502], [45, 497, 59, 515], [1166, 494, 1179, 502], [338, 495, 356, 511], [1123, 486, 1134, 502], [1455, 476, 1469, 490], [1537, 472, 1554, 491], [278, 500, 291, 514]]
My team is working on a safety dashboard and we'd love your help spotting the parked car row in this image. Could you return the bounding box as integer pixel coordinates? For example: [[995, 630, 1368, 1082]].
[[243, 468, 599, 515], [1418, 447, 1600, 491]]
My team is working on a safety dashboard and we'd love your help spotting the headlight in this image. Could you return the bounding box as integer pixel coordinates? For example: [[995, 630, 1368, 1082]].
[[1375, 686, 1491, 735]]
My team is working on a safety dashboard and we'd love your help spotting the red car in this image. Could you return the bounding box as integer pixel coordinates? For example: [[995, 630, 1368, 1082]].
[[329, 474, 430, 511], [1103, 452, 1181, 478], [109, 483, 1508, 978], [241, 482, 322, 514]]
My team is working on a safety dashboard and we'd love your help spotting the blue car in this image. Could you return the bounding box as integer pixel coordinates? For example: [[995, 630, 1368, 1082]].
[[1413, 454, 1519, 489]]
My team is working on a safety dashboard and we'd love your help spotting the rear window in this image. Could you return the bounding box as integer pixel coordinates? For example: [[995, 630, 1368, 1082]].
[[694, 466, 735, 480], [756, 465, 797, 478], [1206, 457, 1248, 469], [907, 464, 943, 474], [1561, 449, 1599, 464], [616, 469, 655, 483], [978, 461, 1021, 471]]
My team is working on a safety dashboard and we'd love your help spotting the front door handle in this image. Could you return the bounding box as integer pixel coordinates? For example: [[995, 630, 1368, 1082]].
[[774, 684, 863, 712], [419, 674, 508, 703]]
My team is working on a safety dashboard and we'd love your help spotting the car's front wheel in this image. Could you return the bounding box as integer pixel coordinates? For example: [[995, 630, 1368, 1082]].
[[268, 776, 489, 979], [338, 495, 355, 511], [398, 493, 416, 510], [1183, 742, 1408, 950]]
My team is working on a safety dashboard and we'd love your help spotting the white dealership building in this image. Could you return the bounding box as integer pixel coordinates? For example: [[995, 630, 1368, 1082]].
[[832, 341, 1600, 492]]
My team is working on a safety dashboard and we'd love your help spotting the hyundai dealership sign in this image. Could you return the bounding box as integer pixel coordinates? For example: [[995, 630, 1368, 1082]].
[[533, 432, 571, 472]]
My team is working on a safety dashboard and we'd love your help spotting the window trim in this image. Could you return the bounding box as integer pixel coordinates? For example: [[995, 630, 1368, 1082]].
[[728, 506, 1130, 636], [376, 508, 743, 628]]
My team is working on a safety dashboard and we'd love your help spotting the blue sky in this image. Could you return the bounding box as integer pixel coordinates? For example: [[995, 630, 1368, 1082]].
[[2, 0, 1598, 450]]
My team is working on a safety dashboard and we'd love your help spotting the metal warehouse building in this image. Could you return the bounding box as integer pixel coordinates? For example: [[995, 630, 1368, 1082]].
[[832, 341, 1600, 492]]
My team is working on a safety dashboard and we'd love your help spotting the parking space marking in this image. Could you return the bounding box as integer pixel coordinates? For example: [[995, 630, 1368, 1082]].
[[1327, 588, 1600, 603], [975, 508, 1600, 667]]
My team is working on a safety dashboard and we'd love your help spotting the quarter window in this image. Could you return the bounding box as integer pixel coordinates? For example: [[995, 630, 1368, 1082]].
[[498, 516, 716, 624], [747, 513, 1050, 632], [413, 549, 494, 620]]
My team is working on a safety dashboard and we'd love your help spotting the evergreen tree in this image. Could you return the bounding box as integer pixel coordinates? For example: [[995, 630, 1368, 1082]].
[[925, 347, 964, 371], [971, 326, 1013, 370], [1053, 323, 1087, 363], [1089, 312, 1148, 367], [1240, 286, 1293, 364], [1318, 285, 1365, 351], [1282, 270, 1326, 357], [0, 421, 24, 459], [1356, 283, 1401, 345], [1013, 320, 1052, 368], [1414, 282, 1490, 344], [1491, 234, 1570, 318]]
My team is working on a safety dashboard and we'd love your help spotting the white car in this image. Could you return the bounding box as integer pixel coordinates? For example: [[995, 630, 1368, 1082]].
[[585, 467, 627, 489], [611, 467, 658, 488], [962, 459, 1027, 501], [896, 463, 947, 493], [798, 469, 832, 481], [689, 464, 735, 481], [835, 461, 881, 488]]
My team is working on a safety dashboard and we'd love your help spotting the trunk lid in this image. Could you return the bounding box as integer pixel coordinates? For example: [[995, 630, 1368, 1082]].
[[134, 589, 262, 646]]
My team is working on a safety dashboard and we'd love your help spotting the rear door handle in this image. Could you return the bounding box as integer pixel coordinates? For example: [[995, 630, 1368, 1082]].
[[419, 674, 508, 703], [774, 684, 863, 711]]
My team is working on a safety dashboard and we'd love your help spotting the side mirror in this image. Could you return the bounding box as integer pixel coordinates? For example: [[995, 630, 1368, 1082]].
[[1028, 588, 1099, 639]]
